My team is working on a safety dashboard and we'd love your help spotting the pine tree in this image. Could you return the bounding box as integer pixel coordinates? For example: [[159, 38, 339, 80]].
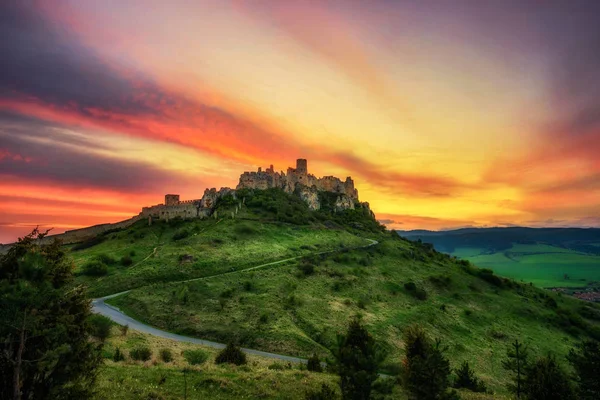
[[502, 339, 529, 398], [335, 317, 381, 400], [453, 361, 486, 393], [0, 229, 102, 399], [567, 339, 600, 399], [403, 325, 455, 400]]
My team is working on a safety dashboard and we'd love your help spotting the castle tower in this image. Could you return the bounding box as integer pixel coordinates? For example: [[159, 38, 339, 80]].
[[296, 159, 307, 174], [165, 194, 180, 206]]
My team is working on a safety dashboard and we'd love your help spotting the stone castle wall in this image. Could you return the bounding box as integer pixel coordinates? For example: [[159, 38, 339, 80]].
[[238, 159, 359, 210]]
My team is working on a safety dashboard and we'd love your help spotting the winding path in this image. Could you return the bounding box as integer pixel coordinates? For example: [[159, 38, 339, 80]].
[[92, 238, 378, 363]]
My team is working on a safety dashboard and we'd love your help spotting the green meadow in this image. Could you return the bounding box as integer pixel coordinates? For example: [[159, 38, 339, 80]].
[[453, 244, 600, 288]]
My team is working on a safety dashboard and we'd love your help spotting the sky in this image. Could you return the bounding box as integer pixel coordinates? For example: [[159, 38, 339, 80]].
[[1, 0, 599, 243]]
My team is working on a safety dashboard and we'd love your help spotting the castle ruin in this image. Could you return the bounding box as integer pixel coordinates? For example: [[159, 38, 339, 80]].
[[139, 158, 366, 220]]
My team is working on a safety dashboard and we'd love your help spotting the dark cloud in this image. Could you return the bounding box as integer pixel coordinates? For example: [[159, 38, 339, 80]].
[[377, 219, 400, 225], [0, 119, 194, 193], [0, 1, 182, 117]]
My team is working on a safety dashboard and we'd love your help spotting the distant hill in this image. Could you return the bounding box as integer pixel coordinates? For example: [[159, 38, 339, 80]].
[[397, 227, 600, 288]]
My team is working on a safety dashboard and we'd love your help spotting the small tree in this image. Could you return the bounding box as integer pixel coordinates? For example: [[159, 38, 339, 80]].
[[522, 355, 574, 400], [403, 325, 454, 400], [567, 339, 600, 399], [502, 339, 529, 398], [453, 361, 486, 393], [307, 354, 323, 372], [335, 317, 381, 400], [215, 343, 247, 365], [113, 347, 125, 362]]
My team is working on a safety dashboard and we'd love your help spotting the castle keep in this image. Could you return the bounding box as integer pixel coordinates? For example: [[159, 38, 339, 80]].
[[140, 158, 367, 221]]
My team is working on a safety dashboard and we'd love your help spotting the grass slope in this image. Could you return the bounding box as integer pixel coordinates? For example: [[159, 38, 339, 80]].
[[71, 194, 370, 297], [108, 233, 600, 394]]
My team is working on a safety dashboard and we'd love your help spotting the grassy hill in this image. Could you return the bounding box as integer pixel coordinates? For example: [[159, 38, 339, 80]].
[[399, 228, 600, 288], [71, 189, 379, 297], [69, 190, 600, 397]]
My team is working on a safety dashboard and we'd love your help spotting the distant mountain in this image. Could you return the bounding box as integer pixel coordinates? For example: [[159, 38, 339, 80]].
[[396, 227, 600, 255]]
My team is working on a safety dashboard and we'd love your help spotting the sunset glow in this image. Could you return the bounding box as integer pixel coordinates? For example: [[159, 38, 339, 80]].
[[1, 0, 599, 243]]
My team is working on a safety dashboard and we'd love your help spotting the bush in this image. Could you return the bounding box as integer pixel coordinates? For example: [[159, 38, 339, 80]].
[[172, 229, 190, 241], [453, 361, 487, 392], [113, 347, 125, 362], [307, 354, 323, 372], [183, 349, 209, 365], [404, 282, 417, 291], [88, 314, 112, 341], [298, 261, 315, 276], [268, 363, 285, 370], [305, 384, 338, 400], [568, 340, 600, 399], [120, 255, 133, 267], [215, 343, 247, 365], [97, 254, 118, 265], [130, 346, 152, 361], [81, 260, 108, 276], [159, 348, 173, 363]]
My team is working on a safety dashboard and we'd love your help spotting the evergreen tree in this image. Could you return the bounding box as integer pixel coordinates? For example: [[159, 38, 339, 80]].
[[335, 317, 381, 400], [502, 339, 529, 398], [0, 229, 102, 399], [567, 339, 600, 399], [522, 355, 574, 400], [453, 361, 486, 393], [403, 325, 455, 400]]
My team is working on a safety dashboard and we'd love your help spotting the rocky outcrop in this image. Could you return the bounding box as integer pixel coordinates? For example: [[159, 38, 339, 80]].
[[335, 195, 355, 212], [298, 186, 320, 211]]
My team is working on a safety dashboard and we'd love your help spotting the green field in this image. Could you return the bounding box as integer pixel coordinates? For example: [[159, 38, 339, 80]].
[[452, 244, 600, 287]]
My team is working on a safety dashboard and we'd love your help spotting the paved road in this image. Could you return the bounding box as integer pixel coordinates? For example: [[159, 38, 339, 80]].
[[92, 238, 378, 364]]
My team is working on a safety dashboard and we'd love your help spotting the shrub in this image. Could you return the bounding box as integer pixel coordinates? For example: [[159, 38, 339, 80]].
[[307, 354, 323, 372], [172, 229, 190, 241], [404, 282, 417, 291], [414, 288, 428, 300], [120, 255, 133, 267], [130, 346, 152, 361], [81, 260, 108, 276], [183, 349, 209, 365], [268, 363, 285, 370], [305, 384, 338, 400], [97, 254, 118, 265], [120, 324, 129, 336], [113, 347, 125, 362], [259, 313, 269, 323], [71, 235, 105, 250], [234, 224, 257, 235], [159, 348, 173, 363], [88, 314, 112, 341], [215, 343, 247, 365], [298, 261, 315, 276], [243, 281, 253, 291], [453, 361, 487, 392]]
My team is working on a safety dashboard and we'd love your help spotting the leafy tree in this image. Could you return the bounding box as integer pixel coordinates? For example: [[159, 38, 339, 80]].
[[402, 325, 455, 400], [0, 229, 102, 399], [335, 317, 381, 400], [522, 355, 574, 400], [215, 342, 247, 365], [502, 339, 530, 398], [567, 339, 600, 399], [453, 361, 486, 393]]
